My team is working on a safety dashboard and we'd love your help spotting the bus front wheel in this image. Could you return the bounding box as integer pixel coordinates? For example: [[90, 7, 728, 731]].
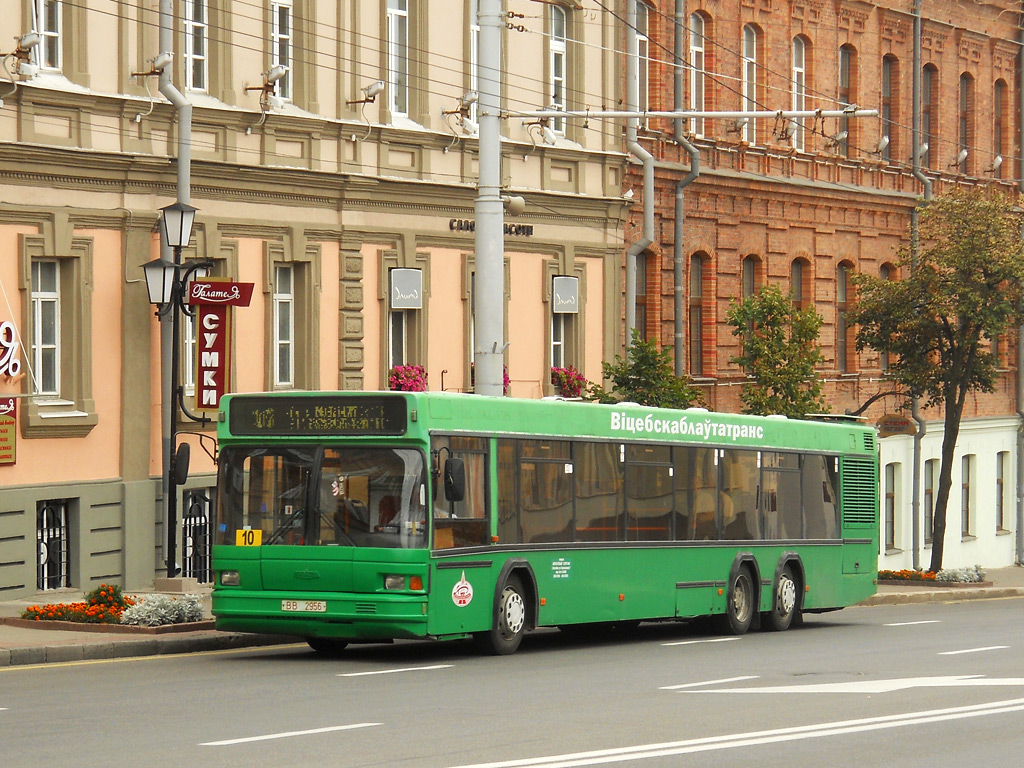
[[720, 567, 755, 635], [764, 565, 799, 632], [475, 575, 527, 655]]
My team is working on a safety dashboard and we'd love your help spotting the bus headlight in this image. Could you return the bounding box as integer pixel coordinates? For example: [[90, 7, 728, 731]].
[[384, 575, 405, 590], [220, 570, 241, 586]]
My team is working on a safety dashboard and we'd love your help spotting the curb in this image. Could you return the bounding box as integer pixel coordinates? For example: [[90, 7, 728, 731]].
[[860, 587, 1024, 606], [1, 617, 216, 634], [0, 631, 298, 668]]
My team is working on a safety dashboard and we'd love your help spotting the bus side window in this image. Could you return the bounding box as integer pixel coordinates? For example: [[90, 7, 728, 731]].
[[432, 436, 490, 547]]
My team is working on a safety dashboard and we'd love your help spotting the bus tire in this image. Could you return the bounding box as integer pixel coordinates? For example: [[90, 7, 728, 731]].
[[721, 567, 755, 635], [307, 638, 349, 655], [475, 575, 527, 655], [764, 565, 799, 632]]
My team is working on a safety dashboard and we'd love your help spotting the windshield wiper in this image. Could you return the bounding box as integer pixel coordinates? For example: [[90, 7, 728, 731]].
[[265, 507, 306, 545]]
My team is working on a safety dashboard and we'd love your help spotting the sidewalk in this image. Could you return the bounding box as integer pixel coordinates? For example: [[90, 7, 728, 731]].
[[3, 567, 1024, 668]]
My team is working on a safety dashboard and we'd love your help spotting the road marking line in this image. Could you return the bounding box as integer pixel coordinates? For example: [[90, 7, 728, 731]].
[[661, 637, 738, 647], [446, 698, 1024, 767], [885, 620, 941, 627], [660, 676, 759, 690], [339, 664, 454, 677], [200, 722, 381, 746], [939, 646, 1009, 656]]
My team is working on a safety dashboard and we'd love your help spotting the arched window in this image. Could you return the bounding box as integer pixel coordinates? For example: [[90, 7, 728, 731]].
[[689, 13, 706, 137], [741, 25, 758, 143], [791, 259, 810, 310], [994, 79, 1007, 179], [689, 254, 705, 376], [838, 45, 857, 156], [922, 64, 938, 168], [791, 37, 807, 150], [958, 73, 973, 174], [881, 55, 898, 162]]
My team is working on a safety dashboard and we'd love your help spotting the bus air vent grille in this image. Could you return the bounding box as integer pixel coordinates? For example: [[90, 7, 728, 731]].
[[355, 603, 377, 615], [841, 457, 878, 527], [863, 432, 876, 452]]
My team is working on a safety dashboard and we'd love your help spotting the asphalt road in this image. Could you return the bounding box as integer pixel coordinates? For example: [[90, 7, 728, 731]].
[[3, 597, 1023, 768]]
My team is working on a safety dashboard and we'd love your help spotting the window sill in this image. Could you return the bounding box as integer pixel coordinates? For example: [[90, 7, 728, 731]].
[[996, 528, 1012, 536], [961, 534, 977, 542], [22, 398, 98, 438], [884, 548, 903, 556]]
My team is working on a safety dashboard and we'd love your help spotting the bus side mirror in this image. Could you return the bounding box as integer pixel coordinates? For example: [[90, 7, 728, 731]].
[[173, 443, 191, 486], [444, 458, 465, 502]]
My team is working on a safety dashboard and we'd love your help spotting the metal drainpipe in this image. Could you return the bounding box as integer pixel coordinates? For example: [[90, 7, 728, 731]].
[[1016, 3, 1024, 566], [625, 0, 653, 344], [672, 0, 699, 377], [159, 0, 192, 205], [909, 0, 931, 571]]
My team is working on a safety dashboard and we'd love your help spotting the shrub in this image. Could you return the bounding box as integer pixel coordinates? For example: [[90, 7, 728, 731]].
[[120, 594, 204, 626], [877, 569, 937, 581], [935, 565, 986, 583]]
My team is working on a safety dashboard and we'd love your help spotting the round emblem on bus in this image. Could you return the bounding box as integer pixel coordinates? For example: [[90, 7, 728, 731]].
[[452, 571, 474, 607]]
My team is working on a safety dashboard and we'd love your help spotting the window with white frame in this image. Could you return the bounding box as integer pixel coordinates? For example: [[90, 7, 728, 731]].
[[884, 462, 897, 551], [741, 25, 757, 143], [185, 0, 208, 92], [635, 2, 649, 117], [924, 458, 936, 544], [387, 0, 409, 116], [961, 454, 973, 537], [689, 13, 705, 137], [550, 5, 567, 132], [791, 37, 806, 150], [996, 451, 1008, 531], [31, 260, 60, 396], [32, 0, 61, 71], [551, 314, 566, 369], [273, 264, 294, 388], [271, 0, 293, 101], [469, 0, 480, 122], [389, 310, 407, 369]]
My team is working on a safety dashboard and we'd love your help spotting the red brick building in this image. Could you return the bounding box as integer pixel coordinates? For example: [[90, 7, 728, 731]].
[[623, 0, 1022, 569]]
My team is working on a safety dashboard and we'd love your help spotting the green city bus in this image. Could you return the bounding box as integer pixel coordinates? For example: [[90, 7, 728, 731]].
[[211, 391, 878, 654]]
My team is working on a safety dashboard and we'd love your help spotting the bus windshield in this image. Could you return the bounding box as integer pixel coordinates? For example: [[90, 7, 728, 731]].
[[216, 445, 428, 548]]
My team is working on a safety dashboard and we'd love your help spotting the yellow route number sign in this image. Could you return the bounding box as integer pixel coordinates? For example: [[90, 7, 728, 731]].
[[235, 528, 263, 546]]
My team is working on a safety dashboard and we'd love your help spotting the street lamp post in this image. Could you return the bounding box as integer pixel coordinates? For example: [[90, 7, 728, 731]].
[[143, 201, 210, 579]]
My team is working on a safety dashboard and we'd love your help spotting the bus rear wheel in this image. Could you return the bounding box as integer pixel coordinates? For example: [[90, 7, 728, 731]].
[[307, 638, 349, 655], [764, 565, 799, 632], [720, 567, 755, 635], [475, 575, 527, 655]]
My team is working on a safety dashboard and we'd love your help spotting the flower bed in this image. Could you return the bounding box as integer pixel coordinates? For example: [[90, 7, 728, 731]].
[[877, 565, 991, 587], [12, 584, 210, 632]]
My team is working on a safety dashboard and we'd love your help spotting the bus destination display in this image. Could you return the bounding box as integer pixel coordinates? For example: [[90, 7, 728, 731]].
[[229, 396, 407, 436]]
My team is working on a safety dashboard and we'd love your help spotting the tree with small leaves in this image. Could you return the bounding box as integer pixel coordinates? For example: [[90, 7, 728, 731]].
[[587, 328, 705, 409], [850, 188, 1024, 571], [726, 284, 827, 419]]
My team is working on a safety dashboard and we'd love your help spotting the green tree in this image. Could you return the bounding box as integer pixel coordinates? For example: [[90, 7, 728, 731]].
[[588, 328, 705, 408], [850, 188, 1024, 571], [726, 284, 827, 419]]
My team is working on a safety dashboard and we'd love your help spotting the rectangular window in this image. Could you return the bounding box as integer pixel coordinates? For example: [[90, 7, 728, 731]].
[[958, 73, 972, 174], [551, 313, 565, 369], [389, 310, 406, 370], [623, 444, 672, 541], [185, 0, 208, 92], [33, 0, 61, 71], [519, 440, 573, 543], [720, 449, 760, 539], [574, 442, 623, 541], [31, 259, 60, 395], [635, 253, 647, 340], [961, 454, 973, 537], [837, 263, 849, 373], [37, 498, 70, 590], [761, 452, 802, 540], [689, 13, 705, 137], [884, 462, 896, 550], [387, 0, 409, 115], [273, 264, 294, 388], [271, 0, 293, 101], [996, 451, 1007, 531], [432, 436, 490, 548], [801, 454, 839, 539], [549, 6, 567, 133], [922, 66, 936, 168], [676, 446, 717, 540], [924, 458, 936, 544], [994, 80, 1006, 179], [838, 46, 854, 156]]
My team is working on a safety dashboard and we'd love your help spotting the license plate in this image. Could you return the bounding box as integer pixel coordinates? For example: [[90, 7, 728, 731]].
[[281, 599, 326, 613]]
